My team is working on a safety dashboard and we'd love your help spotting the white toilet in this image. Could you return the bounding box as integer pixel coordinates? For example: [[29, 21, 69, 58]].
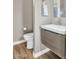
[[23, 33, 33, 49]]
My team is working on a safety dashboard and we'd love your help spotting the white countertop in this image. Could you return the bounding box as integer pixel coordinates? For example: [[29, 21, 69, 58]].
[[41, 24, 66, 35]]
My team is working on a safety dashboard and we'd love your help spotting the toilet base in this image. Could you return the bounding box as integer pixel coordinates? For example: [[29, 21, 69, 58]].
[[26, 41, 33, 49], [24, 33, 33, 49]]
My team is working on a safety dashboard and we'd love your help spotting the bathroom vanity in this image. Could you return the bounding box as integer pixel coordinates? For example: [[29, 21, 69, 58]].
[[41, 24, 66, 59]]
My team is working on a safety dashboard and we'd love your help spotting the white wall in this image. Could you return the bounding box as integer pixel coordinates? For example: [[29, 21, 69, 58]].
[[52, 18, 66, 25], [33, 0, 66, 53], [13, 0, 23, 42], [33, 0, 53, 53]]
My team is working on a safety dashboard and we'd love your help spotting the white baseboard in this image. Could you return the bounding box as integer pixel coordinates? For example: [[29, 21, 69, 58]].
[[13, 40, 26, 46], [33, 48, 50, 58]]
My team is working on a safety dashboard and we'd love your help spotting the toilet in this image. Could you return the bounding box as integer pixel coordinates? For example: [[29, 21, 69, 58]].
[[23, 33, 33, 49]]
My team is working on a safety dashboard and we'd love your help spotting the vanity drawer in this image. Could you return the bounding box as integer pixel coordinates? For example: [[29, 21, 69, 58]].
[[41, 29, 66, 58]]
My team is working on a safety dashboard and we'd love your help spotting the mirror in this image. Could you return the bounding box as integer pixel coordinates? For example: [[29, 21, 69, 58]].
[[60, 0, 66, 17], [53, 0, 66, 17], [41, 0, 48, 16]]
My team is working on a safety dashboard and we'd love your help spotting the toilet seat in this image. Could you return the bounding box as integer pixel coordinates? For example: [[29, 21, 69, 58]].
[[24, 33, 33, 39]]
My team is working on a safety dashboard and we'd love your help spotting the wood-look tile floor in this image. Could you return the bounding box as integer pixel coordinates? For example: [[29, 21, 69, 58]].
[[13, 43, 61, 59], [13, 43, 33, 59]]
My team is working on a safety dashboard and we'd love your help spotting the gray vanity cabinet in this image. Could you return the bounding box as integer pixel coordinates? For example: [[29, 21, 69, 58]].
[[41, 29, 66, 59]]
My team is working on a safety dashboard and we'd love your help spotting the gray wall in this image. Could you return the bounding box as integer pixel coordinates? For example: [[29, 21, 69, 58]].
[[13, 0, 23, 42], [23, 0, 33, 33], [13, 0, 33, 42]]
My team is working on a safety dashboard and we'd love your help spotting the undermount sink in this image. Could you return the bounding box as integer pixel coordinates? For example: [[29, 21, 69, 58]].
[[41, 24, 66, 35]]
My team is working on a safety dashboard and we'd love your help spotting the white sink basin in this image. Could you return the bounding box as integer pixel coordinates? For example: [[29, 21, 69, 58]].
[[41, 24, 66, 35]]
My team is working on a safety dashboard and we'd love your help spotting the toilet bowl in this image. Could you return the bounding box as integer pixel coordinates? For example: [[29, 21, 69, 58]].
[[23, 33, 33, 49]]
